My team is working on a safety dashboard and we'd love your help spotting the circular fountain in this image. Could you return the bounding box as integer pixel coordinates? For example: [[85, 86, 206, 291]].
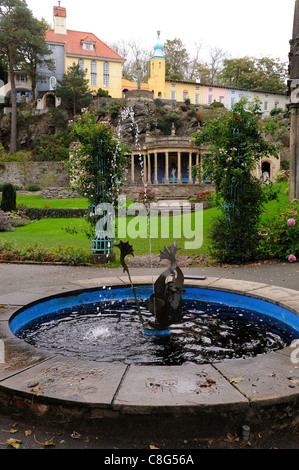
[[3, 243, 299, 436], [8, 243, 299, 365]]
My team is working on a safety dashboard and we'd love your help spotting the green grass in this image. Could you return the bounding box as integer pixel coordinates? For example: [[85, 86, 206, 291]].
[[0, 182, 290, 258], [16, 194, 89, 209], [0, 218, 90, 250]]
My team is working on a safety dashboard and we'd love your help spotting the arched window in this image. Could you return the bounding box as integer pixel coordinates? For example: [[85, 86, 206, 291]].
[[49, 76, 57, 91], [103, 62, 109, 88]]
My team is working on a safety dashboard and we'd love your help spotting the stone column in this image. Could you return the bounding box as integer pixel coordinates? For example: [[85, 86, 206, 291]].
[[287, 2, 299, 200], [164, 152, 169, 184], [154, 152, 158, 184], [195, 152, 199, 183], [177, 152, 182, 184], [188, 153, 193, 184], [143, 154, 147, 184], [131, 154, 135, 183], [289, 103, 299, 199], [147, 154, 152, 184]]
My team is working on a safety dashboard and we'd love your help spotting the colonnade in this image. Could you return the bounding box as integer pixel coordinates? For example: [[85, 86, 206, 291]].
[[129, 150, 201, 184]]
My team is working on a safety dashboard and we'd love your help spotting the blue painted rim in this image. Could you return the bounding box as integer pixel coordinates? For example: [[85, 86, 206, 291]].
[[9, 285, 299, 336]]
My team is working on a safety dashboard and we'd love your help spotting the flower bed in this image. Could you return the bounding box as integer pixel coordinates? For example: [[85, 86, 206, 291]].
[[0, 241, 90, 265], [260, 199, 298, 262]]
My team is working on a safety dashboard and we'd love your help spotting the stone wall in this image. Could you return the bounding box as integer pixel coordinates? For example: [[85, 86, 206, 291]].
[[0, 162, 69, 189], [122, 183, 215, 201]]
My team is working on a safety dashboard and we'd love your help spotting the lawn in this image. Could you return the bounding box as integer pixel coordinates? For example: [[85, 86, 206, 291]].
[[16, 194, 89, 209], [0, 182, 290, 258]]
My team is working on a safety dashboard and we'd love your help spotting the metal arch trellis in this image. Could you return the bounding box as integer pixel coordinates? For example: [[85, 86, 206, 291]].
[[90, 139, 114, 255]]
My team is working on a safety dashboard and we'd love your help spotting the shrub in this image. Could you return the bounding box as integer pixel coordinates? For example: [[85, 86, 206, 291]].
[[0, 183, 16, 212], [259, 199, 299, 261], [156, 111, 182, 135], [26, 183, 40, 192], [0, 210, 14, 232]]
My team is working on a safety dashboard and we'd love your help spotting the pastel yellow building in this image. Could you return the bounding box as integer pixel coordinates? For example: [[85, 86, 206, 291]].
[[39, 4, 125, 100]]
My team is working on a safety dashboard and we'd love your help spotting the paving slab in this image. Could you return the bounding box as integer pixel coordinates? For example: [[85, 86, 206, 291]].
[[70, 277, 126, 288], [215, 350, 299, 407], [210, 278, 269, 293], [0, 356, 127, 407], [113, 363, 248, 414], [247, 286, 299, 302]]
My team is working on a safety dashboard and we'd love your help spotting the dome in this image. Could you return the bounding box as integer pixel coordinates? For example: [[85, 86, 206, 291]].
[[152, 31, 164, 58]]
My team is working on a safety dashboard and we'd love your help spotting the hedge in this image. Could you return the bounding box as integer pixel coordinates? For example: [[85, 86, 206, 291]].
[[24, 207, 88, 219]]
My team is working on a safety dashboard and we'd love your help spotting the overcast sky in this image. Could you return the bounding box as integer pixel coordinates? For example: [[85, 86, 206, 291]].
[[25, 0, 295, 63]]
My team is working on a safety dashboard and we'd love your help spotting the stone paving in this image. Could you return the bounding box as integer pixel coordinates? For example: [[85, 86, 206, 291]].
[[0, 263, 299, 433]]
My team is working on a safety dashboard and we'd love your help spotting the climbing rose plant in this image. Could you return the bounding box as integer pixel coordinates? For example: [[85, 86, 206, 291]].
[[192, 99, 278, 263], [68, 112, 129, 207]]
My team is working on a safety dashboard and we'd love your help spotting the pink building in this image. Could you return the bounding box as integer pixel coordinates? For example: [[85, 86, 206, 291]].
[[201, 84, 229, 107]]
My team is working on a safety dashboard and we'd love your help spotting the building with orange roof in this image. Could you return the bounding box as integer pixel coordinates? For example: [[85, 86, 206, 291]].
[[36, 3, 125, 110]]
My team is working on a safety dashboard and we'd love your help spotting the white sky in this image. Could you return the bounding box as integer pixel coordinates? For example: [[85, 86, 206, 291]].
[[25, 0, 295, 63]]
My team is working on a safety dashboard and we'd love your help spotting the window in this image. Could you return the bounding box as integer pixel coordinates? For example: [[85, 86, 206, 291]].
[[209, 87, 213, 92], [49, 76, 57, 91], [219, 96, 224, 103], [208, 95, 213, 105], [195, 86, 200, 91], [264, 101, 269, 111], [83, 42, 95, 51], [78, 59, 84, 71], [171, 90, 176, 100], [103, 62, 109, 88], [90, 61, 97, 87], [171, 83, 176, 88], [16, 74, 27, 83], [195, 94, 200, 104]]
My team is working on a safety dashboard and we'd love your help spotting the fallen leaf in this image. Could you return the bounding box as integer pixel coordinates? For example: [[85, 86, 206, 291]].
[[24, 430, 32, 437], [42, 437, 56, 447], [229, 376, 243, 384], [7, 438, 22, 449], [29, 385, 44, 395], [206, 376, 216, 384], [150, 444, 159, 449]]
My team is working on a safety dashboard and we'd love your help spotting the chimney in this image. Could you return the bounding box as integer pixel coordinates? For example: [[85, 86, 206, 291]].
[[53, 3, 67, 34]]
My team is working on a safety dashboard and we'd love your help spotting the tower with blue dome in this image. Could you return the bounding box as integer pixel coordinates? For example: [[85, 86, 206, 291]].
[[148, 31, 166, 99]]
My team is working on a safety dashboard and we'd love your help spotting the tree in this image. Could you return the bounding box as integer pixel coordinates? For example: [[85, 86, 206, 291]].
[[164, 38, 189, 80], [219, 56, 288, 92], [21, 18, 55, 99], [0, 0, 52, 153], [0, 0, 53, 153], [110, 39, 151, 84], [193, 99, 279, 263], [54, 63, 92, 117]]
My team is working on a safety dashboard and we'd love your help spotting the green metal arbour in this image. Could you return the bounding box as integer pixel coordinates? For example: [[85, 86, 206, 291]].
[[90, 139, 114, 256], [222, 127, 242, 226]]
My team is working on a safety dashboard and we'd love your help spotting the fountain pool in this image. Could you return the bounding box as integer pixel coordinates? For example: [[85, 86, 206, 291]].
[[9, 285, 299, 366]]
